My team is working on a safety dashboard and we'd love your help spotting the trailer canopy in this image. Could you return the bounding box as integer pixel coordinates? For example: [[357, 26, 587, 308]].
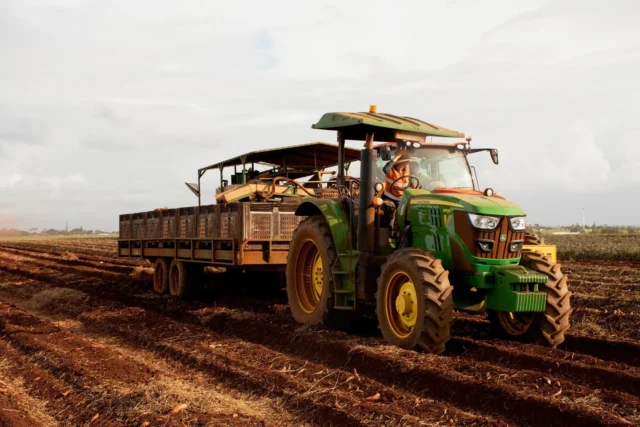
[[198, 141, 361, 175]]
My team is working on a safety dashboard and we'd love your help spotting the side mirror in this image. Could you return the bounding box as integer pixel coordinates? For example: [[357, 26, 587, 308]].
[[490, 149, 499, 165]]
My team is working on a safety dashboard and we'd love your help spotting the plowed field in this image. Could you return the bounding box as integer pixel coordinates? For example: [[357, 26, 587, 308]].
[[0, 239, 638, 426]]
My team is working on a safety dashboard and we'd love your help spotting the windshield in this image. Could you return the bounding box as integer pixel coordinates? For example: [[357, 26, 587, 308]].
[[376, 146, 474, 191]]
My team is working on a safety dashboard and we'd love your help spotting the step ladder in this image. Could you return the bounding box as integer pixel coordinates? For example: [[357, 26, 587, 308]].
[[332, 251, 358, 310]]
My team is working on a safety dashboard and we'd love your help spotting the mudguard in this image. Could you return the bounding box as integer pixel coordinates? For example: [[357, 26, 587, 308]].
[[294, 199, 352, 255]]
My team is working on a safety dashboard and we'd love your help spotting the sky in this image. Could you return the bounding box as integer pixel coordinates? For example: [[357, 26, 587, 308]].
[[1, 0, 639, 230]]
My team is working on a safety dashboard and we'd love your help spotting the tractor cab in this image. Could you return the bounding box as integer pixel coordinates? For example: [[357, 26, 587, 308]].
[[375, 141, 476, 192]]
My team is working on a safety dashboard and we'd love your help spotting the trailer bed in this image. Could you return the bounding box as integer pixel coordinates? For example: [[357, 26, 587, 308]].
[[118, 201, 302, 271]]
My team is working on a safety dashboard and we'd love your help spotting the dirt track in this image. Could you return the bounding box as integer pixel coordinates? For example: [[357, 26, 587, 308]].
[[0, 239, 638, 426]]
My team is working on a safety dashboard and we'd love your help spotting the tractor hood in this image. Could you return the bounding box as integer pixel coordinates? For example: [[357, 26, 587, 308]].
[[403, 189, 526, 216]]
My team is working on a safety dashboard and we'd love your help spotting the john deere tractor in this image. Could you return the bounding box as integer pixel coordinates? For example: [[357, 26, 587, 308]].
[[286, 106, 571, 354]]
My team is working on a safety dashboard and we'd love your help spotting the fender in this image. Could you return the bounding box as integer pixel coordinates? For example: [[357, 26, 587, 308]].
[[294, 199, 351, 254], [295, 199, 358, 307]]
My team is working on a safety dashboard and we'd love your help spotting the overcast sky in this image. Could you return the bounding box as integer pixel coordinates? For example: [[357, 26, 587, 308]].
[[1, 0, 639, 230]]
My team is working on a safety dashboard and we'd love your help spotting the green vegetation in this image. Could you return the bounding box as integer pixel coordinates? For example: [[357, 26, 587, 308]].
[[543, 234, 640, 261], [0, 227, 115, 239], [0, 233, 118, 241]]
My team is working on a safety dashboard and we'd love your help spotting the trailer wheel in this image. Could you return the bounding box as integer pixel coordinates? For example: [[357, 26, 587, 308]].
[[287, 216, 338, 326], [153, 258, 170, 294], [169, 259, 190, 298], [488, 251, 571, 347], [376, 248, 454, 354]]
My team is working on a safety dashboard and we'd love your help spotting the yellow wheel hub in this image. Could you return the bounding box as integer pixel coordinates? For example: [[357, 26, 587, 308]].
[[395, 282, 418, 329], [312, 252, 324, 299], [385, 272, 419, 339]]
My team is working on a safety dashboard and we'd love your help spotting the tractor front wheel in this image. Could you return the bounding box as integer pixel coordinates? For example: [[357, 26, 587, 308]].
[[488, 251, 571, 347], [286, 216, 336, 326], [376, 249, 454, 354]]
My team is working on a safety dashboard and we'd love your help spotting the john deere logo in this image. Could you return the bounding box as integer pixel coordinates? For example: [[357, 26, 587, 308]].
[[500, 234, 507, 242]]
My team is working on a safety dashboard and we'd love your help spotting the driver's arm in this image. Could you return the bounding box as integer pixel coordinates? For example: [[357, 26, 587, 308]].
[[383, 151, 403, 175], [383, 160, 394, 175]]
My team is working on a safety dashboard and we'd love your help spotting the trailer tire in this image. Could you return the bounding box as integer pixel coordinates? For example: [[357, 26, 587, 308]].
[[376, 248, 454, 354], [169, 259, 190, 298], [287, 216, 343, 327], [153, 258, 170, 294]]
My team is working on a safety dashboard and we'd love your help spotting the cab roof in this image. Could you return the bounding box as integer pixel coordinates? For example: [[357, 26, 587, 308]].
[[312, 110, 465, 142]]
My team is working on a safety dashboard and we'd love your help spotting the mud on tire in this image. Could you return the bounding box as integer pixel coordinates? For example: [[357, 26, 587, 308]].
[[376, 248, 454, 354]]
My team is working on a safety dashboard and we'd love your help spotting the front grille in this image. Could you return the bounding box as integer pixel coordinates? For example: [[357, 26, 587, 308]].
[[454, 211, 525, 259]]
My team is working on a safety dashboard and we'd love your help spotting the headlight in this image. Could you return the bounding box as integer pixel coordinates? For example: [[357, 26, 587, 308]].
[[468, 213, 501, 230], [510, 216, 526, 231]]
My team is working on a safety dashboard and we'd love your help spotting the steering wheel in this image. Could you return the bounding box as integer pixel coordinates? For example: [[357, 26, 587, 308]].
[[389, 175, 420, 191]]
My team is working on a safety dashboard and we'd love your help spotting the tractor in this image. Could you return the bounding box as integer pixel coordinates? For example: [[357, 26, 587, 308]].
[[286, 106, 571, 354]]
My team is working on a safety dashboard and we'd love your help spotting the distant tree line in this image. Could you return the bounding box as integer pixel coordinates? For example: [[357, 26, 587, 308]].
[[528, 223, 639, 235], [0, 227, 113, 237]]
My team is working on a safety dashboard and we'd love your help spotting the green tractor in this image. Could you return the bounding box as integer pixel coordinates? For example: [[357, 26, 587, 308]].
[[286, 106, 571, 354]]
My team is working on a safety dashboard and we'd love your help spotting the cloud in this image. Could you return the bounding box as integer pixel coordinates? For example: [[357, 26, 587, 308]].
[[41, 174, 88, 196], [0, 174, 23, 188], [8, 174, 22, 186], [0, 117, 46, 145], [81, 137, 129, 152], [92, 104, 129, 125], [0, 0, 640, 228]]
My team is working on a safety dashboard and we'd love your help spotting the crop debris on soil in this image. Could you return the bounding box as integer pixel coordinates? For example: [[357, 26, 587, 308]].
[[0, 238, 638, 426]]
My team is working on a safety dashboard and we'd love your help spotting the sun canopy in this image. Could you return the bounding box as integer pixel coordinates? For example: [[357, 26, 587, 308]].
[[198, 141, 362, 174], [312, 111, 465, 142]]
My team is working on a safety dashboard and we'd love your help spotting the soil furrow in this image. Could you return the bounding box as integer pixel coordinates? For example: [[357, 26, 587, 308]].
[[0, 245, 138, 275], [0, 267, 496, 426], [2, 243, 640, 426], [0, 255, 636, 426]]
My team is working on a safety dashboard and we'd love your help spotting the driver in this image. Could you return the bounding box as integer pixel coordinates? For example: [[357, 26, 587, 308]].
[[383, 150, 419, 202]]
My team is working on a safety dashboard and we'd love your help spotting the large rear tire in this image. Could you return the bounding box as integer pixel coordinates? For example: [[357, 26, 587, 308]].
[[286, 216, 340, 326], [524, 232, 544, 245], [376, 249, 454, 354], [153, 258, 170, 294], [488, 251, 571, 347]]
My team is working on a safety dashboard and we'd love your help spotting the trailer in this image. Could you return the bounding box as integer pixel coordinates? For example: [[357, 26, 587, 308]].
[[118, 142, 361, 296]]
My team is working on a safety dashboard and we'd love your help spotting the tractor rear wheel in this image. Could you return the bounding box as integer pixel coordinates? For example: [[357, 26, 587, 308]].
[[488, 251, 571, 347], [286, 216, 340, 326], [376, 248, 454, 354], [524, 232, 544, 245], [153, 258, 170, 294]]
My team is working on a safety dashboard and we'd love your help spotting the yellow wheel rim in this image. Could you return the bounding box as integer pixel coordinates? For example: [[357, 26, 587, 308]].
[[294, 239, 324, 314], [384, 272, 419, 339], [312, 252, 324, 299]]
